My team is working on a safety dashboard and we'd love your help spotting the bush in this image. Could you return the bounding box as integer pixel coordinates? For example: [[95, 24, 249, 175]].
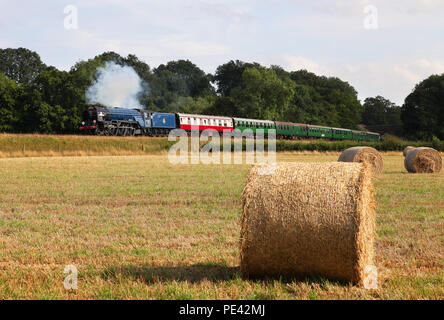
[[431, 136, 442, 151]]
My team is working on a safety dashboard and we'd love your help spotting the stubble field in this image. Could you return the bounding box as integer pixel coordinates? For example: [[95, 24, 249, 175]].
[[0, 152, 442, 299]]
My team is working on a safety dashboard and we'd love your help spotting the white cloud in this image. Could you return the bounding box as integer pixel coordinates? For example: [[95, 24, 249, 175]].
[[271, 55, 331, 76]]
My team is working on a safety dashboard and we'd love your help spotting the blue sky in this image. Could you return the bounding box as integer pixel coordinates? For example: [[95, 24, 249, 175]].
[[1, 0, 444, 105]]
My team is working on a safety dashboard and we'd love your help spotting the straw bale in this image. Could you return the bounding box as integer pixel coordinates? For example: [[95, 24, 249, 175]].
[[404, 147, 442, 173], [338, 147, 383, 175], [240, 162, 375, 285], [403, 146, 415, 157]]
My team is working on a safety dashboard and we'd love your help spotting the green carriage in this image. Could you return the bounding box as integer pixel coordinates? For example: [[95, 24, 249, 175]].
[[233, 118, 276, 135], [331, 127, 353, 140], [307, 125, 333, 139], [275, 122, 307, 139]]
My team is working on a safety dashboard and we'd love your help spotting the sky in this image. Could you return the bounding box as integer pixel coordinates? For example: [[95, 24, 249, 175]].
[[1, 0, 444, 105]]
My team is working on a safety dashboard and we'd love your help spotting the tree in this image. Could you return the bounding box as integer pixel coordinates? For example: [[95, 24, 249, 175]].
[[149, 60, 215, 111], [0, 73, 21, 131], [155, 60, 212, 98], [362, 96, 401, 125], [401, 74, 444, 140], [33, 67, 83, 132], [289, 70, 362, 128], [213, 60, 261, 96], [203, 97, 238, 117], [0, 48, 46, 86], [230, 67, 295, 120]]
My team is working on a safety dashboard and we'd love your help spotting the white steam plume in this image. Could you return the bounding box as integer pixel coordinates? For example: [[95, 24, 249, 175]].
[[86, 61, 145, 108]]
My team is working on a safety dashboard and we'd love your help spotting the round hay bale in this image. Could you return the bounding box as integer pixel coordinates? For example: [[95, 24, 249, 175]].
[[338, 147, 383, 176], [240, 162, 375, 285], [404, 147, 442, 173], [403, 146, 415, 157]]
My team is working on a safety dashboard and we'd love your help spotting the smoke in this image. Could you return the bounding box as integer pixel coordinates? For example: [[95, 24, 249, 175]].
[[86, 61, 145, 108]]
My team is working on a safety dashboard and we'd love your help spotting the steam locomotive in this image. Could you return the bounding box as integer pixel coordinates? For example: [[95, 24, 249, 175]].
[[81, 105, 176, 136], [81, 105, 380, 141]]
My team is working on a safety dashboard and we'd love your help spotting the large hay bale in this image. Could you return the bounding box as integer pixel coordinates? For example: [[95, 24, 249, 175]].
[[404, 147, 442, 173], [338, 147, 383, 176], [403, 146, 415, 157], [240, 162, 375, 285]]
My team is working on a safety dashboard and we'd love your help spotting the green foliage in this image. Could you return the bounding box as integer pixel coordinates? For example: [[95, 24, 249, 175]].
[[212, 60, 261, 97], [431, 136, 442, 151], [209, 63, 363, 129], [223, 138, 443, 152], [0, 73, 20, 131], [229, 67, 295, 120], [401, 74, 444, 140], [363, 96, 401, 125], [381, 133, 403, 143], [273, 139, 443, 152], [287, 70, 363, 129], [0, 48, 46, 86]]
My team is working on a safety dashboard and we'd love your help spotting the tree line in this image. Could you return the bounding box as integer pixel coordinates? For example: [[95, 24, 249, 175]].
[[0, 48, 442, 140]]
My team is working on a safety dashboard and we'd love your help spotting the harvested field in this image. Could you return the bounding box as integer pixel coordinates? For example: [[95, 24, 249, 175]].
[[0, 152, 443, 299]]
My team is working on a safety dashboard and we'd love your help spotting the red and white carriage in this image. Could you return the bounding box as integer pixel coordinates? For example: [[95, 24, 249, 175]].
[[177, 113, 234, 132]]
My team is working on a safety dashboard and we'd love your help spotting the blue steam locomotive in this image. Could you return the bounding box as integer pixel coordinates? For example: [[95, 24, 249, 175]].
[[81, 105, 177, 136]]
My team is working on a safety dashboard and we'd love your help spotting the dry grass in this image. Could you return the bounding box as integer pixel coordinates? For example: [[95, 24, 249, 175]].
[[0, 133, 174, 158], [0, 152, 442, 299]]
